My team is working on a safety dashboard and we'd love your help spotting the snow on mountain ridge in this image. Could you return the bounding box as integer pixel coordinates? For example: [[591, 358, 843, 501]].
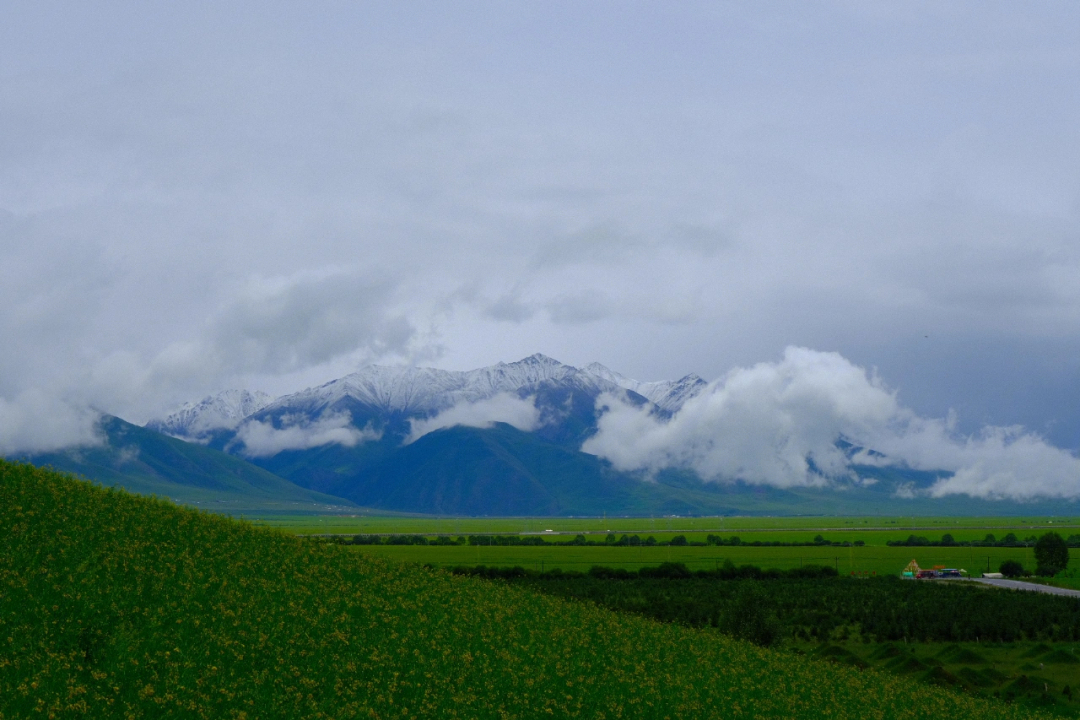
[[147, 355, 706, 441], [148, 389, 274, 440], [584, 362, 707, 412], [264, 353, 619, 417]]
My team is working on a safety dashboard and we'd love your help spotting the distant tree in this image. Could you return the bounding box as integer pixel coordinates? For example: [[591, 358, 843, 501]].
[[940, 533, 956, 546], [1034, 532, 1070, 577], [669, 535, 688, 546], [1002, 533, 1019, 546], [999, 560, 1024, 578], [983, 533, 996, 544], [813, 534, 826, 545]]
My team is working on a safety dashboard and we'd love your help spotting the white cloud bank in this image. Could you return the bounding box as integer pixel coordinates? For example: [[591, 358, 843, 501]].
[[582, 347, 1080, 501], [406, 394, 541, 444], [0, 267, 422, 456], [0, 390, 103, 455], [234, 411, 380, 458]]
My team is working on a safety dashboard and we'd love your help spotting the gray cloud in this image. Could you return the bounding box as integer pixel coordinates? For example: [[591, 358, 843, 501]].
[[0, 390, 103, 455], [2, 3, 1080, 461], [184, 270, 414, 377], [582, 347, 1080, 500], [545, 290, 615, 325], [0, 264, 420, 453], [484, 292, 537, 323]]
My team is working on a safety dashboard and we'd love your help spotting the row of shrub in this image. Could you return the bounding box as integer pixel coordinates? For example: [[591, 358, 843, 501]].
[[446, 560, 839, 581], [333, 532, 866, 547], [887, 532, 1080, 548]]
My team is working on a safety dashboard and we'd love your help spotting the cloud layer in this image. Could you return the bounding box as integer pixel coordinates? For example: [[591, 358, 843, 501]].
[[407, 394, 541, 444], [0, 390, 103, 455], [234, 412, 380, 458], [0, 267, 420, 454], [582, 347, 1080, 501], [2, 4, 1080, 459]]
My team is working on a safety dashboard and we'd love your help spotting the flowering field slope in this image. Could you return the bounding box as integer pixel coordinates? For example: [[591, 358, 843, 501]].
[[0, 461, 1050, 719]]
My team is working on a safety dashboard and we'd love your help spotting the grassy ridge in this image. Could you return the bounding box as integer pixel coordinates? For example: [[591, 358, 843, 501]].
[[0, 461, 1050, 719]]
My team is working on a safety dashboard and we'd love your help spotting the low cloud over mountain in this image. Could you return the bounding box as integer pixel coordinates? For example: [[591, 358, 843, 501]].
[[234, 411, 380, 458], [406, 394, 541, 444], [12, 350, 1080, 510], [582, 348, 1080, 501]]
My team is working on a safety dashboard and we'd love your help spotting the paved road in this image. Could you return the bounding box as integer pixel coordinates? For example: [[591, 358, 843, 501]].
[[963, 577, 1080, 598]]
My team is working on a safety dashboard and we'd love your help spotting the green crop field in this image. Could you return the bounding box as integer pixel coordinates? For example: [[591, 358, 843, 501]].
[[254, 513, 1080, 536], [1, 459, 1056, 719], [267, 511, 1074, 578]]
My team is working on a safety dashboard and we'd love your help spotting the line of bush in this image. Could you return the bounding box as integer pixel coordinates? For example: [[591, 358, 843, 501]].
[[887, 532, 1080, 548], [334, 532, 866, 547], [446, 560, 839, 581]]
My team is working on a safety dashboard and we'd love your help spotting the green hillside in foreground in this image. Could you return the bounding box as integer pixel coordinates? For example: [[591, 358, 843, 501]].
[[0, 461, 1052, 720]]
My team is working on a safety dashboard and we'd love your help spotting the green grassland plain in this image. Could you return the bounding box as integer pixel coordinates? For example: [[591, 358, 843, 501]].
[[254, 513, 1080, 536], [251, 514, 1077, 576]]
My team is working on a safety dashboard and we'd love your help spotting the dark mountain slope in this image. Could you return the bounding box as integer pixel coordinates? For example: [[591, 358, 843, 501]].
[[328, 423, 747, 516], [21, 415, 352, 512]]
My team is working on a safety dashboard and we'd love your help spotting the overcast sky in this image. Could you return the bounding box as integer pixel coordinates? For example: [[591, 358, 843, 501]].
[[3, 2, 1079, 457]]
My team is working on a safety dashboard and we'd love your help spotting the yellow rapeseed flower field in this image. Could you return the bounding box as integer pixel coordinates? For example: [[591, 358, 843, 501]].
[[0, 460, 1055, 719]]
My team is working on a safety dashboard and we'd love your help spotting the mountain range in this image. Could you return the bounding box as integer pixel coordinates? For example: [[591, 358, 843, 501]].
[[17, 354, 1080, 516]]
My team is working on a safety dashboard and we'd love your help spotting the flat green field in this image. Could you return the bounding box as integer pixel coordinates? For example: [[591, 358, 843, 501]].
[[256, 513, 1080, 536], [255, 513, 1076, 576], [343, 543, 1037, 576]]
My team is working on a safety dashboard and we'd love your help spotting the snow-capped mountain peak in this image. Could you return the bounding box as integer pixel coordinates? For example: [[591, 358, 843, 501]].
[[584, 362, 707, 413], [262, 354, 619, 417], [145, 355, 708, 445], [147, 390, 274, 440]]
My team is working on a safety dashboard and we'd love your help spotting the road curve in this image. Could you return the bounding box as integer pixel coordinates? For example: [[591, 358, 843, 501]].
[[963, 577, 1080, 598]]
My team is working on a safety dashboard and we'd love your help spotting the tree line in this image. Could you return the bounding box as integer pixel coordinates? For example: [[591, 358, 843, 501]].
[[331, 532, 865, 547], [887, 532, 1080, 548], [447, 560, 838, 581]]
